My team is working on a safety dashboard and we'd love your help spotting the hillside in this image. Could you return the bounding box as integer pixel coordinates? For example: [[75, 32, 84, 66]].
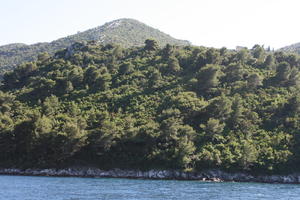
[[0, 18, 190, 77], [279, 42, 300, 53], [1, 40, 300, 173]]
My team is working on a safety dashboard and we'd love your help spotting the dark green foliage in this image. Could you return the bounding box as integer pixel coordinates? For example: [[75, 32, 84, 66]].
[[264, 54, 275, 69], [197, 64, 222, 93], [247, 73, 262, 89], [144, 39, 159, 51], [167, 56, 181, 74], [2, 39, 300, 174], [276, 62, 291, 83]]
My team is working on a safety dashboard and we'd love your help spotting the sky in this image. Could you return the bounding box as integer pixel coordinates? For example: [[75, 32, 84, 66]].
[[1, 0, 300, 49]]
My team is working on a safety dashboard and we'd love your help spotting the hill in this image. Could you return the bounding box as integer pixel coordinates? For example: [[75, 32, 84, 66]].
[[279, 42, 300, 53], [1, 41, 300, 173], [0, 18, 190, 77]]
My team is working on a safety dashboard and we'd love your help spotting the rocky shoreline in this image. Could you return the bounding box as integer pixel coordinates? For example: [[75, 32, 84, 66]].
[[1, 168, 300, 184]]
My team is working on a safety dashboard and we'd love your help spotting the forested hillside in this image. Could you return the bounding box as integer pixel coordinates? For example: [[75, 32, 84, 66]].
[[0, 18, 189, 78], [1, 40, 300, 174], [280, 42, 300, 54]]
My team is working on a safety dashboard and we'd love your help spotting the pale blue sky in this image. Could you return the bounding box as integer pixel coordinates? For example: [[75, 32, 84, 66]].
[[1, 0, 300, 49]]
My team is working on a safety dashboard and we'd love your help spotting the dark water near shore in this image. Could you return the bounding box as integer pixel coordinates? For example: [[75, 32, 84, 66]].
[[1, 175, 300, 200]]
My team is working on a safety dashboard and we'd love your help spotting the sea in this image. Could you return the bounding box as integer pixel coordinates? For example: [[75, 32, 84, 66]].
[[0, 175, 299, 200]]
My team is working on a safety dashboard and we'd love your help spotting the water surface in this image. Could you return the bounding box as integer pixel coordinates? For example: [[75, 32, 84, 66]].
[[0, 175, 299, 200]]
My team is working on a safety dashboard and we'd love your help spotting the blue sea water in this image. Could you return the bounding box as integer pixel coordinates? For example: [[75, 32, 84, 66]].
[[0, 175, 300, 200]]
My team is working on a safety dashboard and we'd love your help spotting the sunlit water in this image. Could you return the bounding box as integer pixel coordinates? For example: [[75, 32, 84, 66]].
[[0, 175, 300, 200]]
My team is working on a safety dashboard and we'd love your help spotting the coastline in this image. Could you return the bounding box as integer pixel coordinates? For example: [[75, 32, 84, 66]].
[[1, 168, 300, 184]]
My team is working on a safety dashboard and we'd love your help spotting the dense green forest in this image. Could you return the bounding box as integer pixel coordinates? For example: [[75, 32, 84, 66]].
[[1, 39, 300, 174], [0, 19, 189, 78]]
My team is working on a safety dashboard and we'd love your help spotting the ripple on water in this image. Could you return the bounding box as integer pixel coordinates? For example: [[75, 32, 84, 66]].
[[1, 176, 300, 200]]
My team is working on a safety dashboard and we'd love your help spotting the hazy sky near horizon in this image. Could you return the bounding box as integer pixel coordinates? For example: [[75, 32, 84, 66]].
[[1, 0, 300, 49]]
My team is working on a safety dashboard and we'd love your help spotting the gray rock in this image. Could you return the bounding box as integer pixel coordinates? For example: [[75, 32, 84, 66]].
[[0, 167, 300, 184]]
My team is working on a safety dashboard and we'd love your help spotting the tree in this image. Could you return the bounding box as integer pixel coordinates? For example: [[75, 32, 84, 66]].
[[229, 95, 244, 130], [42, 95, 60, 116], [286, 54, 298, 67], [238, 139, 258, 170], [65, 81, 74, 93], [167, 56, 181, 73], [157, 117, 196, 170], [144, 39, 159, 51], [60, 119, 87, 158], [273, 62, 300, 87], [30, 77, 56, 99], [149, 69, 162, 88], [0, 114, 13, 131], [13, 119, 37, 160], [288, 67, 300, 87], [162, 44, 174, 59], [264, 54, 275, 69], [200, 118, 225, 142], [197, 64, 222, 92], [171, 92, 207, 116], [34, 116, 53, 137], [37, 52, 50, 62], [206, 48, 221, 64], [247, 73, 262, 89], [119, 62, 134, 74], [224, 63, 245, 82], [285, 95, 300, 116], [275, 62, 291, 83], [0, 91, 15, 114], [68, 66, 84, 87], [112, 45, 123, 59], [96, 67, 111, 91], [84, 65, 100, 86], [174, 125, 197, 170], [207, 94, 232, 121], [252, 44, 265, 60], [236, 48, 249, 64]]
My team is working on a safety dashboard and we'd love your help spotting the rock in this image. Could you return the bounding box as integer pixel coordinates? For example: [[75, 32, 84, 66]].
[[297, 175, 300, 183], [99, 170, 110, 177], [180, 172, 188, 179], [156, 170, 165, 179], [126, 170, 138, 178], [211, 177, 222, 182], [173, 171, 181, 179], [0, 167, 299, 184], [136, 170, 144, 178], [283, 175, 296, 183], [163, 170, 173, 179], [148, 170, 157, 178]]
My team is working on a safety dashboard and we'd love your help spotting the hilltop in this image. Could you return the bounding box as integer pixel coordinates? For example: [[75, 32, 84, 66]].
[[0, 18, 190, 77]]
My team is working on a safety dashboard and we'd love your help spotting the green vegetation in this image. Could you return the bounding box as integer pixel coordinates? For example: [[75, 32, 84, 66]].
[[0, 18, 190, 78], [1, 39, 300, 174]]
